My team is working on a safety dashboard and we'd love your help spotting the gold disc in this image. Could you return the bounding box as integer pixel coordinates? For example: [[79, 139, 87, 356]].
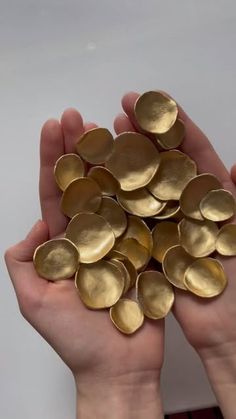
[[162, 245, 195, 290], [66, 213, 115, 263], [110, 299, 144, 334], [75, 260, 124, 309], [96, 196, 127, 238], [120, 215, 153, 253], [184, 258, 227, 298], [178, 218, 218, 258], [152, 221, 179, 263], [136, 271, 174, 319], [156, 119, 185, 150], [147, 150, 197, 201], [153, 201, 180, 220], [109, 259, 131, 294], [115, 238, 150, 272], [76, 127, 113, 164], [134, 91, 178, 134], [61, 177, 102, 218], [88, 166, 120, 196], [180, 174, 222, 220], [117, 188, 166, 217], [107, 250, 137, 288], [54, 153, 85, 191], [105, 132, 160, 191], [216, 224, 236, 256], [33, 238, 79, 281], [199, 189, 236, 222]]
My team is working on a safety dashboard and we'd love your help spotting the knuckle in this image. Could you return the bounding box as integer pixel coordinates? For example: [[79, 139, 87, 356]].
[[18, 289, 42, 319]]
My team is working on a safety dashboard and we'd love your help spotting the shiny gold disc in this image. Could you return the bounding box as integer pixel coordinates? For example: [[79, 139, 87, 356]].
[[134, 91, 178, 134], [153, 201, 180, 220], [152, 221, 179, 263], [61, 177, 102, 218], [75, 260, 124, 309], [109, 259, 131, 294], [184, 258, 227, 298], [54, 153, 85, 191], [199, 189, 236, 222], [156, 119, 185, 150], [88, 166, 120, 196], [136, 271, 174, 319], [115, 238, 150, 272], [110, 299, 144, 334], [66, 213, 115, 263], [216, 224, 236, 256], [117, 188, 166, 217], [180, 174, 222, 220], [147, 150, 197, 201], [162, 245, 195, 290], [105, 132, 160, 191], [76, 127, 114, 164], [33, 238, 79, 281], [107, 250, 137, 289], [120, 215, 153, 253], [96, 196, 127, 238], [178, 218, 218, 258]]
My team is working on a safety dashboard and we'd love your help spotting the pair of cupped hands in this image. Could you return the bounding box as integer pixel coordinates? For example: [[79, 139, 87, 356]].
[[5, 91, 236, 418]]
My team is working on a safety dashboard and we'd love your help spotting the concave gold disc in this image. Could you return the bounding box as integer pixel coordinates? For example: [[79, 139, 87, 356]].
[[61, 177, 102, 218], [152, 221, 179, 263], [162, 245, 195, 290], [178, 218, 218, 258], [120, 215, 153, 253], [153, 201, 180, 220], [33, 238, 79, 281], [88, 166, 120, 196], [96, 196, 127, 238], [109, 259, 131, 294], [54, 153, 85, 191], [199, 189, 236, 222], [216, 224, 236, 256], [66, 213, 115, 263], [147, 150, 197, 201], [136, 271, 174, 319], [115, 238, 150, 272], [110, 299, 144, 334], [184, 258, 227, 298], [107, 250, 137, 289], [180, 174, 222, 220], [134, 91, 178, 134], [76, 127, 114, 164], [117, 188, 166, 217], [105, 132, 160, 191], [156, 119, 185, 150], [75, 260, 124, 309]]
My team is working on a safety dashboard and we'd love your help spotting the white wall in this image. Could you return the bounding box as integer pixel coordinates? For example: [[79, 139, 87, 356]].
[[1, 0, 236, 417]]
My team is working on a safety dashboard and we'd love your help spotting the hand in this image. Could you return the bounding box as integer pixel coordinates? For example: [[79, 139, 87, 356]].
[[5, 109, 164, 419], [114, 92, 236, 419]]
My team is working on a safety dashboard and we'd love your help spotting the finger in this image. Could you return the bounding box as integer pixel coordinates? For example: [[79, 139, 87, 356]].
[[114, 113, 136, 135], [231, 164, 236, 184], [39, 119, 67, 238], [61, 108, 84, 154], [84, 122, 98, 131]]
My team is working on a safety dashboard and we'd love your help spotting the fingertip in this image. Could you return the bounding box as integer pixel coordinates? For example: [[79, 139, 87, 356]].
[[61, 108, 83, 133], [113, 113, 136, 134], [121, 91, 140, 114], [40, 118, 60, 137], [84, 122, 98, 131]]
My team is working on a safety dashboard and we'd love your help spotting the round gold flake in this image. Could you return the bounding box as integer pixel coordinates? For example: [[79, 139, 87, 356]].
[[216, 224, 236, 256], [152, 221, 179, 263], [134, 91, 178, 134], [179, 218, 218, 258], [120, 215, 153, 253], [117, 188, 166, 217], [162, 245, 195, 290], [54, 153, 85, 191], [107, 250, 137, 289], [156, 119, 185, 150], [199, 189, 236, 222], [88, 166, 120, 196], [96, 196, 127, 238], [76, 127, 114, 164], [33, 238, 79, 281], [153, 201, 180, 220], [110, 299, 144, 334], [115, 238, 150, 272], [109, 259, 131, 294]]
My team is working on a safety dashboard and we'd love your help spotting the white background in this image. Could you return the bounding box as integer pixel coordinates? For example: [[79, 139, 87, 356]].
[[1, 0, 236, 417]]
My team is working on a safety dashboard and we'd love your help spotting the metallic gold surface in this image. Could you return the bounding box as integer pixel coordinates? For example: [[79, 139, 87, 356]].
[[54, 153, 85, 191], [76, 127, 114, 164], [180, 174, 222, 220], [136, 271, 174, 319], [33, 238, 79, 281], [109, 259, 131, 294], [153, 201, 180, 220], [117, 188, 166, 217], [66, 213, 115, 263], [105, 132, 160, 191], [120, 215, 153, 253], [162, 245, 195, 290], [75, 260, 124, 309], [147, 150, 197, 201], [134, 91, 178, 134], [184, 258, 227, 298], [152, 221, 179, 263], [179, 218, 218, 258], [216, 224, 236, 256], [110, 299, 144, 334], [96, 196, 127, 238], [115, 238, 150, 272], [199, 189, 236, 222], [88, 166, 120, 196], [156, 119, 185, 150], [107, 250, 137, 288], [61, 177, 102, 218]]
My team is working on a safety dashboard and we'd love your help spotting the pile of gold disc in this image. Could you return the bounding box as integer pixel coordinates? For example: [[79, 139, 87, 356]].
[[33, 91, 236, 335]]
